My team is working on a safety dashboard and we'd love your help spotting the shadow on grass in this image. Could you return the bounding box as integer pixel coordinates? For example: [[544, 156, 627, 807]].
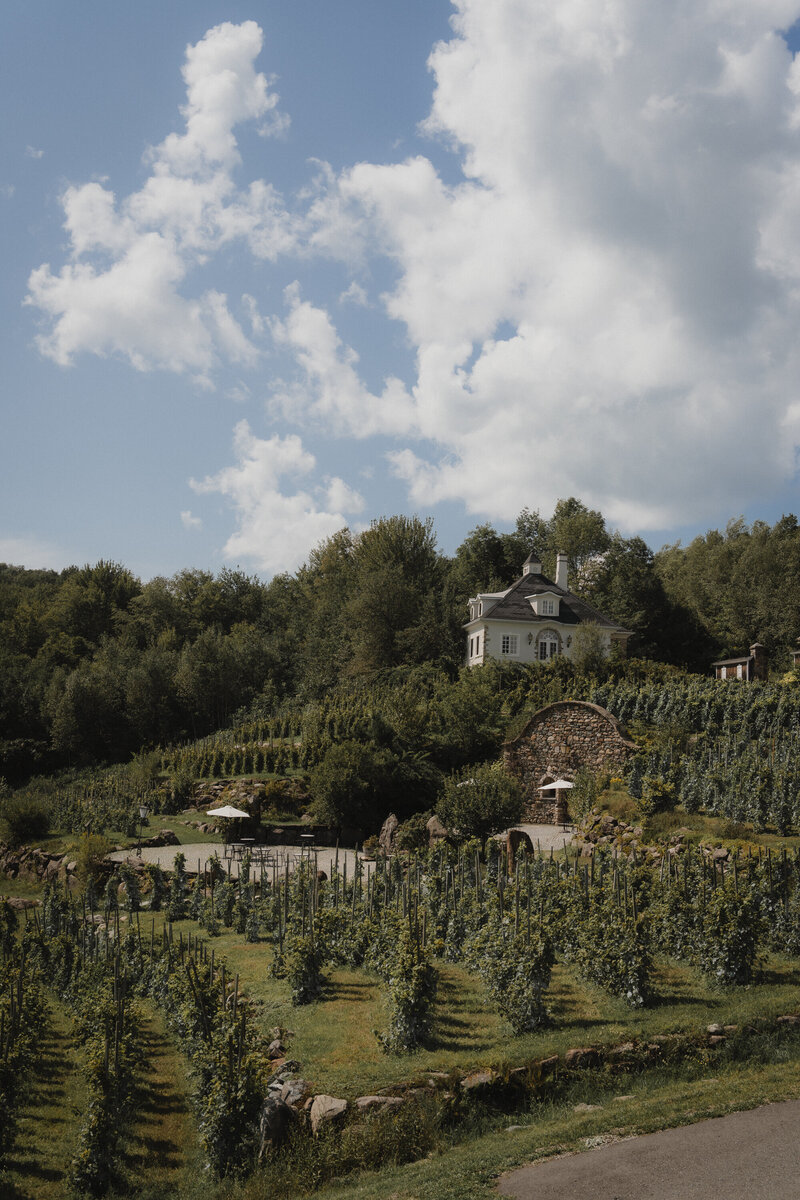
[[121, 1026, 189, 1176], [322, 978, 374, 1003], [758, 964, 800, 987]]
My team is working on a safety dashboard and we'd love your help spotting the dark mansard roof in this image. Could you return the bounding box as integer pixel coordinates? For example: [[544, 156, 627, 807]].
[[467, 569, 630, 632]]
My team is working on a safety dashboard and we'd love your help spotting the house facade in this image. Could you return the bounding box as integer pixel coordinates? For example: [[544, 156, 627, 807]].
[[465, 553, 631, 667]]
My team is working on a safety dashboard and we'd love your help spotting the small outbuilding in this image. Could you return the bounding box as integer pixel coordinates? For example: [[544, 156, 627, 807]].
[[712, 643, 768, 681]]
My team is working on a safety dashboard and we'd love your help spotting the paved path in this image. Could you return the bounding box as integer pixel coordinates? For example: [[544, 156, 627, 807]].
[[109, 825, 574, 878], [108, 841, 370, 879], [498, 1100, 800, 1200], [508, 823, 575, 855]]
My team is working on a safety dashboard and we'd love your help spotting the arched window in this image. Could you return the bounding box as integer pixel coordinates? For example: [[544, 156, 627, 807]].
[[537, 629, 560, 661]]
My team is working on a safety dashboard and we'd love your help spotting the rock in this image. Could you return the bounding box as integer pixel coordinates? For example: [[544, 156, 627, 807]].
[[267, 1039, 286, 1060], [426, 815, 449, 845], [607, 1041, 636, 1060], [777, 1014, 800, 1025], [158, 829, 181, 846], [706, 1023, 724, 1035], [280, 1078, 312, 1108], [65, 861, 78, 874], [573, 1102, 602, 1113], [614, 1095, 635, 1102], [537, 1055, 559, 1075], [355, 1095, 404, 1112], [723, 1025, 738, 1034], [708, 1035, 726, 1046], [460, 1069, 498, 1091], [309, 1094, 348, 1134], [712, 847, 729, 861], [379, 814, 399, 856], [5, 897, 39, 910], [258, 1097, 295, 1161], [565, 1047, 600, 1069]]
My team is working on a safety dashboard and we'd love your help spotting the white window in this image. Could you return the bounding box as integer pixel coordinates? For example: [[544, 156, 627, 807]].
[[542, 599, 554, 615], [737, 663, 743, 680], [501, 633, 518, 656]]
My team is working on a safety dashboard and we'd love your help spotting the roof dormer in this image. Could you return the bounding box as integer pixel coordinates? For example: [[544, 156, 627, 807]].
[[527, 591, 561, 618]]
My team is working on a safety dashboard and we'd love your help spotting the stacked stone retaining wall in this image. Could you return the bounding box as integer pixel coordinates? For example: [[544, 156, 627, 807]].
[[503, 701, 637, 822]]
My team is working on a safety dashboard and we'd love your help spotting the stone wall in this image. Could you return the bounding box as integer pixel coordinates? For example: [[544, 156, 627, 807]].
[[503, 701, 637, 822]]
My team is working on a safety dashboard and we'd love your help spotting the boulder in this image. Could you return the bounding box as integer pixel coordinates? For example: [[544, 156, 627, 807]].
[[426, 815, 449, 845], [309, 1094, 348, 1135], [565, 1047, 600, 1069], [460, 1069, 498, 1091], [355, 1095, 404, 1112], [379, 814, 399, 856], [267, 1039, 286, 1060], [279, 1078, 312, 1109], [257, 1097, 295, 1161]]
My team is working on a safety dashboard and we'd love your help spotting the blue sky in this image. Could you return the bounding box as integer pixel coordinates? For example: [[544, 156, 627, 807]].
[[5, 2, 800, 579]]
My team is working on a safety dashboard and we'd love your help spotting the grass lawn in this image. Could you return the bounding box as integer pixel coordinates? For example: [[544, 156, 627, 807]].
[[3, 998, 87, 1199], [133, 907, 800, 1098], [122, 1007, 201, 1194]]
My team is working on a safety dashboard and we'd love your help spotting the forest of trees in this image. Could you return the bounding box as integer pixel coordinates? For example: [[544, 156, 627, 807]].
[[3, 500, 800, 783]]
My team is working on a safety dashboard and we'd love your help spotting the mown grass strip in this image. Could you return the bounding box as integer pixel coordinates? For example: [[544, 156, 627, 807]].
[[3, 999, 87, 1200], [121, 1006, 200, 1194]]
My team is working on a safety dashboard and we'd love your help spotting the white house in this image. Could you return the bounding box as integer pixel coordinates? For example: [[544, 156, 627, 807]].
[[465, 552, 631, 667]]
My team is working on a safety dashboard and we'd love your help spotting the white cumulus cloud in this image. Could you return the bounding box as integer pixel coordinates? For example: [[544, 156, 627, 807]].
[[310, 0, 800, 530], [190, 420, 363, 574], [25, 21, 291, 377]]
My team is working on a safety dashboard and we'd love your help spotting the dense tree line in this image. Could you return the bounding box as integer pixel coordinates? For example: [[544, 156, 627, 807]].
[[4, 503, 800, 782]]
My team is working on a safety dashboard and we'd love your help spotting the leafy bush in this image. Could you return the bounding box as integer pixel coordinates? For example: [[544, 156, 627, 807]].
[[0, 795, 51, 847], [395, 810, 433, 852], [437, 763, 523, 852]]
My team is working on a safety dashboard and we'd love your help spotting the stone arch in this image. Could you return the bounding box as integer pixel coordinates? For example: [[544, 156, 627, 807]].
[[503, 700, 637, 823]]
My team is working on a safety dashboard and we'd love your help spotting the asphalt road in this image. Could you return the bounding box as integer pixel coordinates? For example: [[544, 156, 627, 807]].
[[497, 1100, 800, 1200]]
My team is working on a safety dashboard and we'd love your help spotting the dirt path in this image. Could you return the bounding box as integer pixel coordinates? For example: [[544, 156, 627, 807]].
[[123, 1007, 198, 1191], [498, 1099, 800, 1199], [5, 1001, 86, 1199]]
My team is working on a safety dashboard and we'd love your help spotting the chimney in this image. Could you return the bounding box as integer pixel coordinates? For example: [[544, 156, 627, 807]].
[[556, 552, 568, 591], [522, 553, 542, 577]]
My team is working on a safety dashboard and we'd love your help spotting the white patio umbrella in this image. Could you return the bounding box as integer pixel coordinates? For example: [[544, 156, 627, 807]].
[[206, 805, 251, 818], [537, 779, 574, 790]]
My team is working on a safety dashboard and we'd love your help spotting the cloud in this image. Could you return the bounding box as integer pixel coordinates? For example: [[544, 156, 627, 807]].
[[180, 510, 203, 530], [26, 21, 290, 377], [26, 7, 800, 557], [25, 145, 44, 159], [190, 420, 363, 574], [308, 0, 800, 530], [270, 283, 415, 437]]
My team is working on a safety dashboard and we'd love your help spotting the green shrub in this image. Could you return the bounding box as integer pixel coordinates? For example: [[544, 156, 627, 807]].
[[395, 811, 433, 852], [0, 795, 51, 847]]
